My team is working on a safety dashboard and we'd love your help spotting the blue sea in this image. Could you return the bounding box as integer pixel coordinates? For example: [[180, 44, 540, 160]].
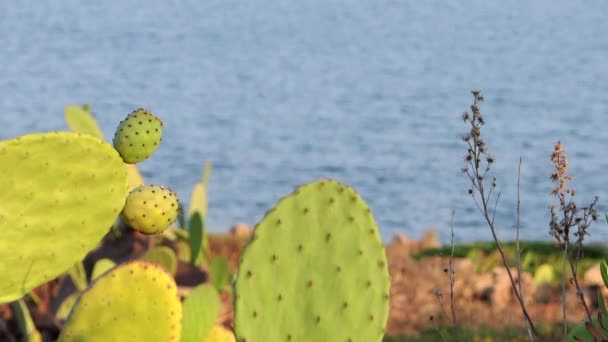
[[1, 1, 608, 243]]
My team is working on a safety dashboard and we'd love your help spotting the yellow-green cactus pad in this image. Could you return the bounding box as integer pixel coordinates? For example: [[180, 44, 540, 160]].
[[234, 179, 390, 342], [64, 104, 145, 191], [205, 326, 236, 342], [0, 132, 128, 303], [60, 260, 182, 341], [91, 258, 117, 281]]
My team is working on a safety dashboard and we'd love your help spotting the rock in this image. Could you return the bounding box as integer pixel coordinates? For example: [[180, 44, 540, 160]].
[[583, 263, 608, 308], [419, 229, 440, 250], [387, 233, 417, 256], [491, 267, 536, 308], [473, 273, 493, 302], [230, 223, 252, 239], [584, 263, 604, 287]]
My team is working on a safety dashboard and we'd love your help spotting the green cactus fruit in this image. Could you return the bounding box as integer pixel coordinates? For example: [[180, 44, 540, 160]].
[[181, 284, 221, 342], [533, 263, 555, 285], [234, 179, 390, 342], [122, 185, 179, 234], [60, 260, 182, 341], [0, 132, 128, 303], [112, 108, 163, 164], [141, 246, 178, 276], [205, 326, 236, 342]]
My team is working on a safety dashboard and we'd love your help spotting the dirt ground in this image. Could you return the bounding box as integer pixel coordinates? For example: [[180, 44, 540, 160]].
[[207, 229, 593, 337], [0, 228, 598, 340]]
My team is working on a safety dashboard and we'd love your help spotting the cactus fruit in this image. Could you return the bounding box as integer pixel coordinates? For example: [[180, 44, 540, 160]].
[[181, 284, 221, 342], [0, 132, 128, 303], [205, 326, 236, 342], [112, 108, 163, 164], [60, 260, 182, 341], [234, 179, 390, 342], [122, 185, 179, 234]]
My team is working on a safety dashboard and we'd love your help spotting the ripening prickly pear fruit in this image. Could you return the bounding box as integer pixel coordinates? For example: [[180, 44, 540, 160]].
[[113, 108, 163, 164], [122, 185, 179, 234]]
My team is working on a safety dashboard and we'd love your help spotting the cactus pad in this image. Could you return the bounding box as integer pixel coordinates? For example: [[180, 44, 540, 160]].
[[181, 284, 221, 342], [112, 108, 163, 164], [0, 132, 128, 303], [205, 326, 236, 342], [234, 179, 390, 342], [60, 260, 182, 341], [123, 185, 179, 234], [141, 246, 178, 276]]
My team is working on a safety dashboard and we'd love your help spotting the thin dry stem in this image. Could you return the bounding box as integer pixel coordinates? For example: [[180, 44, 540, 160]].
[[449, 211, 457, 330], [548, 141, 599, 325], [516, 157, 533, 341], [461, 91, 540, 340]]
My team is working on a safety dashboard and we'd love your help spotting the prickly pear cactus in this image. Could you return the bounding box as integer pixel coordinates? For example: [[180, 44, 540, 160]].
[[0, 132, 128, 303], [91, 258, 116, 281], [60, 260, 182, 341], [205, 326, 236, 342], [141, 246, 178, 276], [122, 185, 179, 234], [234, 179, 390, 342], [64, 104, 144, 190], [181, 284, 220, 342], [533, 263, 555, 285], [112, 108, 163, 164]]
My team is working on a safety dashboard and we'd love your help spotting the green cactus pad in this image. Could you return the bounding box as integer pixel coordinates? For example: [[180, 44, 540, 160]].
[[141, 246, 178, 276], [209, 256, 231, 292], [56, 292, 80, 321], [122, 185, 180, 234], [234, 179, 390, 342], [533, 263, 555, 285], [181, 284, 221, 342], [0, 132, 128, 303], [112, 108, 163, 164], [91, 258, 117, 281], [64, 105, 104, 138], [60, 260, 182, 341]]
